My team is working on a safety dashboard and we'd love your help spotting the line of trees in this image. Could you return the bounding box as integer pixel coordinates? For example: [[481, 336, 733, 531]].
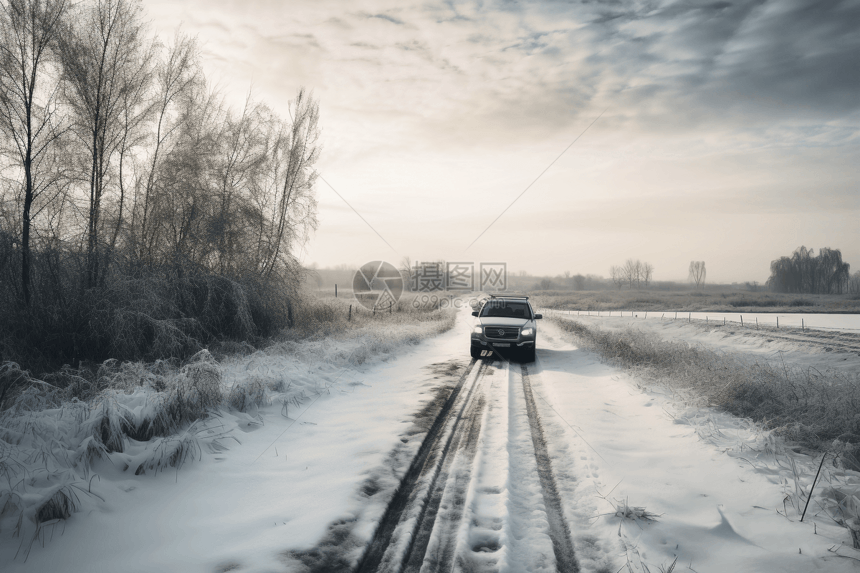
[[609, 259, 653, 290], [766, 246, 850, 294], [0, 0, 320, 370]]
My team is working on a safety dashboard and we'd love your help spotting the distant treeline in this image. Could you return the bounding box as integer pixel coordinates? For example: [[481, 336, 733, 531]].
[[0, 0, 319, 372], [766, 247, 851, 294]]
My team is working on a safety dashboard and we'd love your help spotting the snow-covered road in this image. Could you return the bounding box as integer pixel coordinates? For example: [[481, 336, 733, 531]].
[[286, 310, 860, 572], [3, 307, 858, 572], [346, 354, 582, 573]]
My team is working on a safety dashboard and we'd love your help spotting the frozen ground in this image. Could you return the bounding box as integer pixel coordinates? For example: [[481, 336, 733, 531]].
[[2, 305, 859, 572]]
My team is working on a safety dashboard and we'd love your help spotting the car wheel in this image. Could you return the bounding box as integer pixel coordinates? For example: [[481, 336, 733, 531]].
[[470, 346, 482, 359], [522, 347, 535, 363]]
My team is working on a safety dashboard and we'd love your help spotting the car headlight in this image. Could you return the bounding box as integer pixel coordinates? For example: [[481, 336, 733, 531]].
[[473, 326, 483, 334], [521, 327, 534, 337]]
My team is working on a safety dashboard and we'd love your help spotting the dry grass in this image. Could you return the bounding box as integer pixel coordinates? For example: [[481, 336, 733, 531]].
[[551, 316, 860, 546], [548, 317, 860, 463]]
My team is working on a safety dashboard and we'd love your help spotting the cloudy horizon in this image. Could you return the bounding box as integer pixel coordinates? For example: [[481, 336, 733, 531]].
[[143, 0, 860, 283]]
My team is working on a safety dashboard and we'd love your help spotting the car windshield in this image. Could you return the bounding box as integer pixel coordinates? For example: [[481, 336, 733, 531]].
[[480, 300, 531, 319]]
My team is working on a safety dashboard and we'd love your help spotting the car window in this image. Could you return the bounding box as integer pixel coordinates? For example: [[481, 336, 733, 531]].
[[480, 301, 531, 319]]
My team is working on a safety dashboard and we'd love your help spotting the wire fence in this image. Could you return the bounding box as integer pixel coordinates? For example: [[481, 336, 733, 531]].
[[536, 308, 860, 333]]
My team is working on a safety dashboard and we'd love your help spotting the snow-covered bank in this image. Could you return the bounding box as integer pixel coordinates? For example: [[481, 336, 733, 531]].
[[535, 318, 860, 572], [0, 314, 460, 571], [5, 302, 860, 572]]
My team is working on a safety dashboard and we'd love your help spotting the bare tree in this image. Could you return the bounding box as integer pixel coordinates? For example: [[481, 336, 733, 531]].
[[131, 31, 198, 262], [0, 0, 68, 305], [260, 88, 319, 278], [399, 255, 413, 290], [151, 79, 224, 269], [58, 0, 153, 287], [623, 258, 642, 289], [848, 271, 860, 295], [612, 259, 654, 289], [642, 262, 653, 287], [689, 261, 706, 289], [610, 265, 624, 290], [209, 93, 267, 275]]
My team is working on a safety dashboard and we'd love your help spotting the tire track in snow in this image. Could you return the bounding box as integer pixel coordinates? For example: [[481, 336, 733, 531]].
[[520, 364, 580, 573], [452, 356, 512, 573], [403, 391, 486, 573], [355, 357, 487, 573], [291, 352, 581, 573]]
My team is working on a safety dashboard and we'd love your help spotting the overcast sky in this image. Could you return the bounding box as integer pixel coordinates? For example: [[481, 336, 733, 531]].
[[143, 0, 859, 282]]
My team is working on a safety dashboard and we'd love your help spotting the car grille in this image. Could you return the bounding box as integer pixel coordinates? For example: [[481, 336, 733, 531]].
[[484, 327, 519, 340]]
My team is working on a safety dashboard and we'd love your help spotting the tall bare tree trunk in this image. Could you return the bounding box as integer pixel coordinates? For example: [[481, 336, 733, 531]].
[[0, 0, 68, 305], [59, 0, 151, 288]]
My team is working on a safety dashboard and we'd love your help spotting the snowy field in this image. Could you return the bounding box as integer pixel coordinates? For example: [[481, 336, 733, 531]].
[[2, 306, 859, 572], [542, 309, 860, 332], [546, 310, 860, 375]]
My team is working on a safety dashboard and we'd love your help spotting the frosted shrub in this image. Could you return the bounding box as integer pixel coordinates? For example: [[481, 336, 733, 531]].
[[228, 377, 268, 412], [84, 393, 130, 453]]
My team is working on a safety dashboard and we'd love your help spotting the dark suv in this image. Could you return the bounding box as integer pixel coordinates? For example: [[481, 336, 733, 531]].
[[470, 295, 542, 362]]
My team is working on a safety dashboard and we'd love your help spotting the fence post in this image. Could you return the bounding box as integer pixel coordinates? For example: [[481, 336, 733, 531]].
[[349, 304, 352, 321], [740, 315, 743, 327], [756, 317, 758, 329], [777, 316, 779, 328], [335, 284, 338, 298], [390, 301, 393, 314], [644, 311, 647, 319], [688, 312, 691, 322]]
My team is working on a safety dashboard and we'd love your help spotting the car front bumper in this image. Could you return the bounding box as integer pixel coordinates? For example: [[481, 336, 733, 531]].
[[471, 337, 535, 348]]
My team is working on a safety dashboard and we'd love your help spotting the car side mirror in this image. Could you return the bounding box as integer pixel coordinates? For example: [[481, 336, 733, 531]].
[[471, 311, 479, 317], [534, 314, 543, 319]]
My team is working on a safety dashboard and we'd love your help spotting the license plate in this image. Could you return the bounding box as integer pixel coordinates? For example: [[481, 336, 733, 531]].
[[492, 343, 510, 347]]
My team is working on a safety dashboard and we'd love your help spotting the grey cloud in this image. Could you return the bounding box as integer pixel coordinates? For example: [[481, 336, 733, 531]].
[[366, 12, 406, 25], [596, 0, 859, 117], [325, 16, 352, 29], [441, 0, 860, 143]]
